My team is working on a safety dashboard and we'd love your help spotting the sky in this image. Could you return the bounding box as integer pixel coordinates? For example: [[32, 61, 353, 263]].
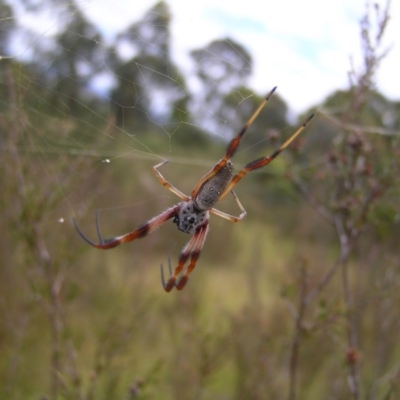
[[79, 0, 400, 115], [11, 0, 400, 116]]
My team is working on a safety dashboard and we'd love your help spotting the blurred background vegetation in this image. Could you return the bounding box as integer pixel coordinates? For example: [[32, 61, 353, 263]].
[[1, 1, 400, 399]]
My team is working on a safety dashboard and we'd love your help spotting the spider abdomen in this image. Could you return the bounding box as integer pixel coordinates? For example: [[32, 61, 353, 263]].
[[195, 161, 234, 210], [173, 201, 209, 234]]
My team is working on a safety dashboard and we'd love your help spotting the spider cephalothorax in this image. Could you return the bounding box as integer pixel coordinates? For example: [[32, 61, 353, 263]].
[[173, 201, 209, 234], [74, 87, 314, 292]]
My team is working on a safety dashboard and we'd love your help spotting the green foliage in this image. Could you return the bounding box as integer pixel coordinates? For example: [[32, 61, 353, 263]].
[[0, 0, 15, 56], [111, 1, 189, 131]]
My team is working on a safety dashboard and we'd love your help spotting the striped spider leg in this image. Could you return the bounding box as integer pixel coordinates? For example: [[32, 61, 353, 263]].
[[74, 87, 314, 292]]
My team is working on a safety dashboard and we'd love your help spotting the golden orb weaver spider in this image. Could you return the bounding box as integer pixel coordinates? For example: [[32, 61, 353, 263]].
[[74, 87, 314, 292]]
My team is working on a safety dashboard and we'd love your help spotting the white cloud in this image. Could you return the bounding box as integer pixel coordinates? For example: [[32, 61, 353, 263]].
[[12, 0, 400, 114], [168, 0, 399, 112]]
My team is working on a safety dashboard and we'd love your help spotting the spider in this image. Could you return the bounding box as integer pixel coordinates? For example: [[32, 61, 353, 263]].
[[74, 87, 314, 292]]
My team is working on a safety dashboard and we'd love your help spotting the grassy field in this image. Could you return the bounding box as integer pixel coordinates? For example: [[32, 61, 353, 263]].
[[2, 138, 399, 399], [1, 4, 400, 395]]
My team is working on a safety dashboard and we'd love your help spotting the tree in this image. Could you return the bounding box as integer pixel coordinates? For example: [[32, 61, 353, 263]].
[[190, 38, 253, 136], [111, 1, 189, 130], [215, 86, 288, 142], [0, 0, 15, 57], [50, 7, 103, 116]]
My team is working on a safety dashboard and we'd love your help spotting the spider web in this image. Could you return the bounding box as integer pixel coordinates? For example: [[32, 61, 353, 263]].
[[1, 0, 399, 234], [1, 0, 398, 254], [0, 1, 286, 226]]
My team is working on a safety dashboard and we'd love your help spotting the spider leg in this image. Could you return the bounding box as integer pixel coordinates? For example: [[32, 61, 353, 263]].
[[73, 204, 180, 250], [161, 222, 209, 292], [95, 209, 105, 244], [211, 190, 247, 222], [161, 227, 201, 291], [191, 87, 277, 199], [219, 113, 315, 199], [152, 160, 189, 201], [160, 257, 174, 289], [175, 223, 210, 290]]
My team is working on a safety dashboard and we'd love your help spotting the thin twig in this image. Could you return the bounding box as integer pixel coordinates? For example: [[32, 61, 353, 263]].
[[288, 263, 308, 400]]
